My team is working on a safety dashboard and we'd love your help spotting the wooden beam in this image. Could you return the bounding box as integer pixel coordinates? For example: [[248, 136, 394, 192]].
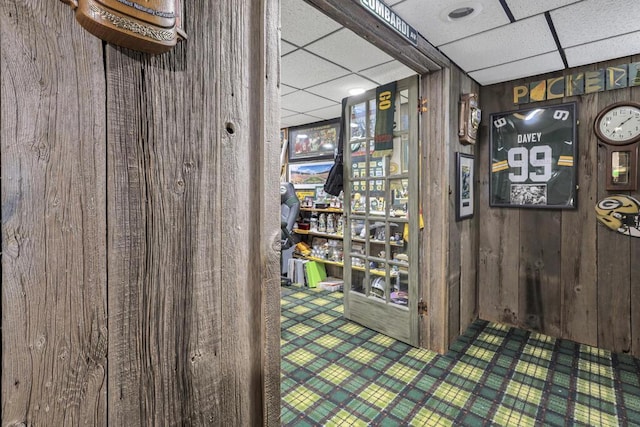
[[1, 1, 108, 425], [304, 0, 450, 74]]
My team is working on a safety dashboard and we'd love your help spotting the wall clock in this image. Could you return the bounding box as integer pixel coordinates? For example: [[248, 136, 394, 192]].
[[459, 93, 481, 144], [594, 101, 640, 191], [594, 101, 640, 145]]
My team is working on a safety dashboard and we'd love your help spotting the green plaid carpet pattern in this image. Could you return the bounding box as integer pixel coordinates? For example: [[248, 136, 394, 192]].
[[280, 286, 640, 426]]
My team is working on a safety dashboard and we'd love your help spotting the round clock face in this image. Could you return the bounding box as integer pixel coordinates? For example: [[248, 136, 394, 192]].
[[595, 102, 640, 145]]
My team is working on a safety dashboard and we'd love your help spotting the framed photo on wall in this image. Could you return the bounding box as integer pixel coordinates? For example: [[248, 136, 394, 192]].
[[489, 102, 577, 209], [456, 152, 474, 220], [288, 118, 340, 161], [287, 160, 334, 189]]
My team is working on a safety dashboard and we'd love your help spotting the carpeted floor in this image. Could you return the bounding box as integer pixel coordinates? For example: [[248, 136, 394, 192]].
[[280, 286, 640, 426]]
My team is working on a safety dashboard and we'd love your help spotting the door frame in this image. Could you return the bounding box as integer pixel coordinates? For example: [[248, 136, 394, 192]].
[[342, 76, 421, 346]]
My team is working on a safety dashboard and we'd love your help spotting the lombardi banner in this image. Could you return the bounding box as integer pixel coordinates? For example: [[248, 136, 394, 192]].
[[359, 0, 418, 45]]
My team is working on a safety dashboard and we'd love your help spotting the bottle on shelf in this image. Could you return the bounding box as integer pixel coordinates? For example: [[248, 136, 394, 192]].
[[318, 213, 326, 232]]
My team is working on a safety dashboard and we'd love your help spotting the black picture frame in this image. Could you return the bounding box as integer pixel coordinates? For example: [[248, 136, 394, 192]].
[[288, 118, 340, 162], [455, 152, 474, 221], [489, 102, 577, 209]]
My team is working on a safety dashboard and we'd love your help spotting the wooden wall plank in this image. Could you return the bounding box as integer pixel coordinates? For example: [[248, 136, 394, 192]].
[[261, 0, 283, 423], [595, 75, 633, 353], [106, 44, 204, 425], [631, 76, 640, 356], [1, 1, 107, 425], [459, 218, 478, 330], [518, 209, 562, 337], [448, 68, 463, 344], [632, 235, 640, 356], [420, 68, 450, 352], [478, 83, 520, 326], [446, 66, 480, 343], [561, 76, 598, 347], [456, 72, 480, 336], [106, 1, 279, 425]]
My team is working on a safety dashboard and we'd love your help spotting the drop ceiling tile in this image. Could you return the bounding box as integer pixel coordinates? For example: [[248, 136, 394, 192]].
[[281, 90, 338, 113], [281, 108, 299, 118], [281, 40, 297, 56], [551, 0, 640, 47], [280, 0, 342, 47], [281, 50, 349, 89], [305, 28, 394, 72], [468, 51, 565, 85], [358, 61, 416, 86], [564, 31, 640, 67], [281, 84, 298, 96], [282, 113, 324, 128], [306, 74, 378, 103], [506, 0, 581, 20], [439, 15, 556, 71], [392, 0, 510, 46], [306, 104, 343, 121]]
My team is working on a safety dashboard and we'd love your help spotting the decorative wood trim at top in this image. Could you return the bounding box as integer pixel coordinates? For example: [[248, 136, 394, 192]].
[[89, 4, 175, 41]]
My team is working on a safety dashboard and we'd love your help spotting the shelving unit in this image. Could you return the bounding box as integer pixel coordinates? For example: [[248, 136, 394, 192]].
[[291, 206, 345, 283]]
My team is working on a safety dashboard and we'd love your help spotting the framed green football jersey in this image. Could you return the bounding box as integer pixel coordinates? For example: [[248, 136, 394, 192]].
[[490, 103, 577, 209]]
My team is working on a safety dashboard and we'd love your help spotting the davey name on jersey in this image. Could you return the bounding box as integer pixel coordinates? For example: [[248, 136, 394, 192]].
[[517, 132, 542, 143]]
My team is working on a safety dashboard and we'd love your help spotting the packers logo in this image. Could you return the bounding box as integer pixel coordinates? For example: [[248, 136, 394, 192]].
[[595, 195, 640, 237]]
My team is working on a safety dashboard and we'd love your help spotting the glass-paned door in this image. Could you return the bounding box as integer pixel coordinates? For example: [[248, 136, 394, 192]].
[[343, 76, 420, 346]]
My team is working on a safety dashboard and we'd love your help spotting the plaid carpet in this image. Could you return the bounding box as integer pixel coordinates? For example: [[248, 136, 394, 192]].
[[280, 286, 640, 426]]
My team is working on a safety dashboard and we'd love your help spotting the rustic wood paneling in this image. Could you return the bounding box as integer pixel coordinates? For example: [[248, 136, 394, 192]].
[[446, 66, 480, 344], [632, 234, 640, 356], [105, 1, 280, 425], [420, 65, 480, 352], [262, 0, 283, 422], [448, 68, 463, 345], [454, 70, 479, 337], [459, 218, 478, 330], [3, 0, 280, 425], [1, 1, 107, 425], [561, 90, 598, 347], [518, 209, 562, 337], [632, 86, 640, 357], [479, 56, 640, 356], [595, 78, 633, 353], [420, 68, 451, 353], [478, 83, 520, 326]]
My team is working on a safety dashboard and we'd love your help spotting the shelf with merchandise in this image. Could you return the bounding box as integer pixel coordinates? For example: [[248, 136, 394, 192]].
[[293, 229, 344, 240], [300, 207, 343, 214], [351, 237, 405, 247], [298, 255, 395, 277]]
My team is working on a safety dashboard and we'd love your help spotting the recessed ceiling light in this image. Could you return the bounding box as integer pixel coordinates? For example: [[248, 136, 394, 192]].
[[349, 88, 365, 96], [448, 7, 474, 20], [440, 2, 482, 22]]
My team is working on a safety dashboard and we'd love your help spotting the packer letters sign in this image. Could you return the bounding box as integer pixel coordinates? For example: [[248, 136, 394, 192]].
[[513, 62, 640, 104], [359, 0, 418, 46], [490, 103, 577, 209]]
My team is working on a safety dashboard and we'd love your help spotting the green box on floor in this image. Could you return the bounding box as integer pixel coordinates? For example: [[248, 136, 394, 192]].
[[304, 261, 326, 288]]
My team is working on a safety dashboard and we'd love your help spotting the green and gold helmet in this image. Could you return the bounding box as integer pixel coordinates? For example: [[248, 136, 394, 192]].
[[595, 195, 640, 237]]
